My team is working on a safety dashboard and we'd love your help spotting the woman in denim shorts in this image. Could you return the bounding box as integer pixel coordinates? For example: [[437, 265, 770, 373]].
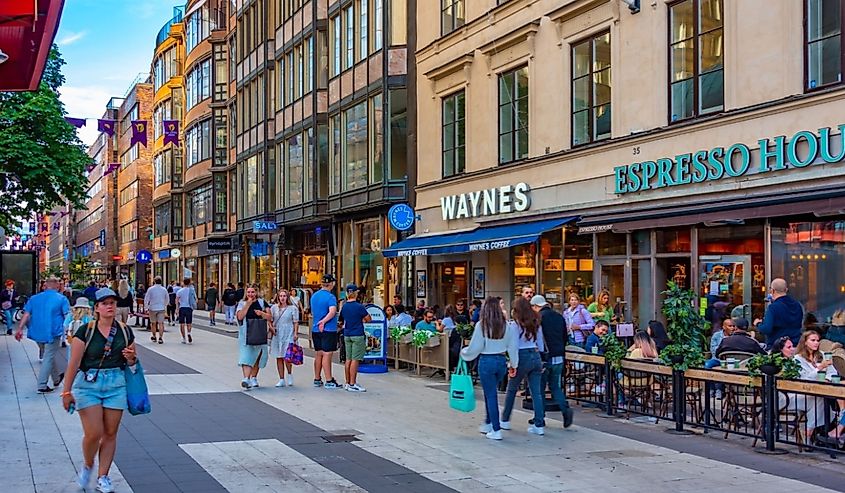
[[61, 287, 136, 493]]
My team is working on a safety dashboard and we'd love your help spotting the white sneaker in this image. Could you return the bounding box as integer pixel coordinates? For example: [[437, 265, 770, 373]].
[[528, 425, 545, 436], [249, 378, 259, 388], [241, 378, 251, 390], [346, 383, 366, 392], [181, 337, 187, 344], [77, 464, 92, 488], [478, 423, 492, 434], [96, 475, 115, 493], [285, 375, 293, 386], [486, 430, 503, 440], [275, 379, 286, 388], [499, 421, 511, 430]]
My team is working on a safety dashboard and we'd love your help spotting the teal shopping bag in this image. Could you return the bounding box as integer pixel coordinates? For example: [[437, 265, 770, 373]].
[[449, 359, 475, 413], [125, 360, 152, 416]]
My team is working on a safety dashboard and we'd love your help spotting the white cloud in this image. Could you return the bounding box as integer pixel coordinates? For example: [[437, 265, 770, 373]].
[[57, 31, 87, 46], [60, 85, 116, 146]]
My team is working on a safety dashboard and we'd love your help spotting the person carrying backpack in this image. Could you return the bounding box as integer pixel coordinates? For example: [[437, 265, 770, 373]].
[[222, 282, 238, 325]]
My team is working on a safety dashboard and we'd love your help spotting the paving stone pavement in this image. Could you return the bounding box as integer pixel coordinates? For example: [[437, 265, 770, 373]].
[[2, 315, 845, 492]]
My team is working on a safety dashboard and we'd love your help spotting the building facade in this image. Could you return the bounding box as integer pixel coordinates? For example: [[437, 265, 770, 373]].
[[151, 7, 186, 288], [115, 83, 155, 288], [75, 102, 121, 280], [392, 0, 845, 326]]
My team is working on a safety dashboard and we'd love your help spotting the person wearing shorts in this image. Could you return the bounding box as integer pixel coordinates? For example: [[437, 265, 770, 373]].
[[176, 279, 197, 344], [61, 287, 137, 493], [339, 284, 371, 392], [311, 275, 339, 388], [144, 277, 169, 344]]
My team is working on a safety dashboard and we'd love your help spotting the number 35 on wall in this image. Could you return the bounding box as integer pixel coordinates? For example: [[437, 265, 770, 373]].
[[632, 146, 641, 155]]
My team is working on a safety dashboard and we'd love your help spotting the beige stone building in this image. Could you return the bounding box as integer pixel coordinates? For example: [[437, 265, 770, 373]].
[[385, 0, 845, 328]]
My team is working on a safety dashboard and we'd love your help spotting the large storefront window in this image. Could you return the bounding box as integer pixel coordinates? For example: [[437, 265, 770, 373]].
[[512, 243, 536, 300], [248, 241, 277, 294], [772, 220, 845, 323], [202, 255, 220, 301], [339, 219, 390, 307], [698, 223, 765, 321]]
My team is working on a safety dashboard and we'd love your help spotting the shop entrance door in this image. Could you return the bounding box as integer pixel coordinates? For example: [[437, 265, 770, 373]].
[[432, 262, 468, 308], [699, 255, 752, 314]]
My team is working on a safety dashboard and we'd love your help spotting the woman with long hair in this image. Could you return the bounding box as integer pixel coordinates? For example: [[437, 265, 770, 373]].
[[646, 320, 671, 351], [236, 285, 273, 390], [61, 288, 137, 493], [587, 289, 613, 323], [461, 297, 519, 440], [115, 279, 133, 325], [627, 331, 658, 359], [270, 289, 299, 387], [795, 330, 838, 380], [501, 297, 547, 435], [64, 297, 93, 356]]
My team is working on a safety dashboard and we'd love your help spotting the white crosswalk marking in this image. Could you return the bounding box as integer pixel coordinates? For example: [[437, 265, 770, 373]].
[[180, 439, 365, 493]]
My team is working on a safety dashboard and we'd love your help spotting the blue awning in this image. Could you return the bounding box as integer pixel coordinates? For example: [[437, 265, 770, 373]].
[[382, 217, 576, 258]]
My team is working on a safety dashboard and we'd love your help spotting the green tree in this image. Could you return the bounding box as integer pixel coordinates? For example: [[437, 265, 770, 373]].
[[68, 255, 94, 285], [0, 46, 90, 232]]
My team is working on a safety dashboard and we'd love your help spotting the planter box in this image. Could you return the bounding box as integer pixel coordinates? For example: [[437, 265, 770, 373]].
[[417, 333, 450, 381], [386, 337, 397, 360], [396, 342, 416, 366]]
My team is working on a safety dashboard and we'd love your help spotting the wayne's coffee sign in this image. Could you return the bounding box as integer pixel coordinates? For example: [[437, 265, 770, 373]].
[[207, 238, 233, 250]]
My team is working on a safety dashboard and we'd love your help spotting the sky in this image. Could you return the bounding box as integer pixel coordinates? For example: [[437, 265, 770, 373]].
[[55, 0, 184, 145]]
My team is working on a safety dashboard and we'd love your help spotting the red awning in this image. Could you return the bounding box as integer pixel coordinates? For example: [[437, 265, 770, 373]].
[[0, 0, 66, 91]]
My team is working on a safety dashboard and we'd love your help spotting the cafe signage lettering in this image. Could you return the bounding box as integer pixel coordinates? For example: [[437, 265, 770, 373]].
[[613, 125, 845, 194], [440, 183, 531, 221]]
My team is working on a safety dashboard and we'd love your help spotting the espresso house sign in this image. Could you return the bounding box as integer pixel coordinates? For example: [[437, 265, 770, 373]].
[[440, 183, 531, 221]]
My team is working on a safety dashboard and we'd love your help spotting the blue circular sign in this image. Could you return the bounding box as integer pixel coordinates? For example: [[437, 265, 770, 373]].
[[136, 250, 153, 263], [388, 204, 415, 231]]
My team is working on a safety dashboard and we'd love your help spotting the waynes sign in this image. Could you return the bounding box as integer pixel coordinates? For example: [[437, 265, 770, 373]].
[[613, 125, 845, 194], [440, 183, 531, 221]]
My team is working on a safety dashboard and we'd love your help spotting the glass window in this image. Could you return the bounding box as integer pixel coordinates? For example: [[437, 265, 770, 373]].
[[632, 258, 653, 325], [186, 119, 211, 167], [631, 230, 651, 255], [304, 127, 314, 202], [245, 156, 258, 218], [345, 101, 368, 191], [186, 4, 215, 54], [656, 226, 692, 253], [540, 229, 564, 311], [498, 66, 529, 164], [442, 90, 465, 177], [119, 181, 138, 206], [441, 0, 465, 35], [154, 203, 171, 236], [669, 0, 723, 122], [806, 0, 842, 90], [771, 220, 845, 323], [120, 221, 138, 243], [286, 133, 304, 207], [187, 184, 212, 227], [370, 94, 384, 184], [373, 0, 384, 51], [345, 6, 355, 69], [213, 172, 227, 232], [359, 0, 368, 62], [571, 32, 611, 146], [186, 58, 212, 110], [389, 88, 408, 180], [331, 15, 342, 76], [330, 114, 342, 194], [596, 231, 626, 256], [154, 149, 172, 187], [357, 220, 385, 305]]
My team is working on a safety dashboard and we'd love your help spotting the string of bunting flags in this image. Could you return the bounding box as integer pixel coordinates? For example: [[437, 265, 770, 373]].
[[63, 117, 180, 147]]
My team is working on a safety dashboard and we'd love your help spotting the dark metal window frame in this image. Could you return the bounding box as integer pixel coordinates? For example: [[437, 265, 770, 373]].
[[667, 0, 724, 124], [441, 0, 465, 36], [571, 30, 611, 147], [441, 90, 465, 178], [498, 65, 529, 165], [804, 0, 845, 92]]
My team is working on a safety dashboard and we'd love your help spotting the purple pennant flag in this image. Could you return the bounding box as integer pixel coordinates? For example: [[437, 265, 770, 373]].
[[131, 120, 148, 147], [86, 163, 97, 173], [64, 117, 87, 128], [97, 119, 116, 137], [39, 222, 48, 233], [52, 222, 60, 231], [162, 120, 179, 146]]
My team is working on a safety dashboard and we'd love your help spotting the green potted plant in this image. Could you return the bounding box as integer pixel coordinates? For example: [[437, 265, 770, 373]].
[[411, 329, 439, 348], [600, 332, 626, 371], [746, 353, 801, 380], [454, 323, 474, 340], [658, 281, 706, 371]]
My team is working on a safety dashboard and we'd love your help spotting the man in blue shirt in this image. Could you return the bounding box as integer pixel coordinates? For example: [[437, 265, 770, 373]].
[[339, 284, 372, 392], [754, 278, 804, 348], [16, 277, 70, 393], [82, 280, 98, 304], [415, 309, 439, 333], [311, 274, 339, 388]]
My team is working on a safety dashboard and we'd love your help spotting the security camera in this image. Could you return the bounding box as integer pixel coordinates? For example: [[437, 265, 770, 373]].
[[0, 49, 8, 65], [620, 0, 640, 13]]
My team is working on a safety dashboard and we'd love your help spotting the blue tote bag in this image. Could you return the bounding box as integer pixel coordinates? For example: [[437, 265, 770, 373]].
[[449, 359, 475, 413], [125, 360, 152, 416]]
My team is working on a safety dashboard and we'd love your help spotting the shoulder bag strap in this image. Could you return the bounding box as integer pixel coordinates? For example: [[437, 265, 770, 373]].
[[83, 320, 97, 352]]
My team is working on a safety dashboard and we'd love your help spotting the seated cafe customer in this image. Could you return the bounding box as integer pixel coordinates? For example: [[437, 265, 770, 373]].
[[585, 320, 609, 355], [415, 309, 440, 333], [627, 331, 658, 360], [714, 319, 766, 359], [710, 317, 734, 358]]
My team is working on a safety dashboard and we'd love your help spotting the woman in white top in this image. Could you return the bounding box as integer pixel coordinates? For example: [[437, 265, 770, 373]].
[[791, 330, 841, 431], [270, 289, 299, 388], [461, 297, 520, 440], [500, 297, 547, 436]]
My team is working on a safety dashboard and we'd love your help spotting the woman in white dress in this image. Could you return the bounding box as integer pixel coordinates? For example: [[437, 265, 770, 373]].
[[271, 289, 299, 387], [792, 330, 840, 432]]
